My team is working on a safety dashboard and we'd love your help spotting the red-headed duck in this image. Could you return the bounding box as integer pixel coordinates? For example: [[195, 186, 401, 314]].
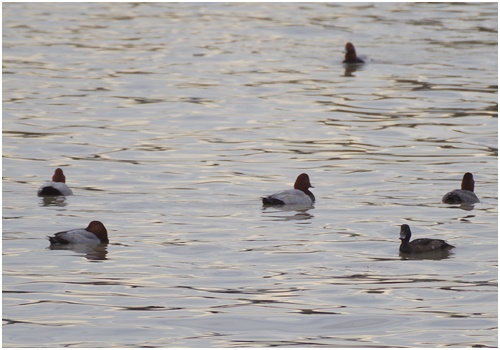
[[48, 221, 108, 244], [262, 173, 315, 206], [343, 42, 365, 64], [442, 172, 480, 204], [399, 224, 454, 254], [37, 168, 73, 196]]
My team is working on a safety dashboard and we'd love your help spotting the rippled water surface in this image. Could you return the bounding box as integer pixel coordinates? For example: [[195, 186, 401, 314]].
[[3, 2, 498, 348]]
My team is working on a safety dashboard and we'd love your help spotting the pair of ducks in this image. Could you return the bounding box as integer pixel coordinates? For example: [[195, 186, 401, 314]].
[[38, 168, 107, 245], [261, 172, 479, 206], [46, 221, 451, 255], [262, 172, 479, 255]]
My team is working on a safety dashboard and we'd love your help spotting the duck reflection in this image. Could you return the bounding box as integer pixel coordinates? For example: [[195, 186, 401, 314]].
[[262, 204, 314, 221], [343, 64, 364, 77], [40, 195, 68, 207], [399, 250, 453, 260], [49, 243, 108, 261], [446, 203, 477, 211]]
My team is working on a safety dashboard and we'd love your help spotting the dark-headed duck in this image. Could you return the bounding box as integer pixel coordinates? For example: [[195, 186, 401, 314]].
[[399, 224, 454, 254], [48, 221, 108, 245], [262, 173, 315, 206], [442, 172, 480, 204], [343, 42, 365, 64], [37, 168, 73, 196]]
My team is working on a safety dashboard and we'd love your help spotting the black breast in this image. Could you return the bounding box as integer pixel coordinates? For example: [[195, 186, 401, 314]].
[[39, 187, 63, 196]]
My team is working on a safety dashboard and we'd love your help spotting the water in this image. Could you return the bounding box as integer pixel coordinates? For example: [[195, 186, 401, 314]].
[[3, 2, 497, 347]]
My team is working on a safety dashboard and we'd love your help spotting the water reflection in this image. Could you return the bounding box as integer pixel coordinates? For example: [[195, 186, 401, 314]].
[[444, 203, 477, 212], [262, 205, 314, 221], [343, 63, 364, 77], [40, 196, 68, 207], [399, 250, 454, 260], [48, 244, 108, 261]]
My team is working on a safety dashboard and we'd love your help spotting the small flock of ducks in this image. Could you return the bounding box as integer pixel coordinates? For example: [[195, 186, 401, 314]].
[[38, 42, 479, 257], [262, 171, 478, 255], [40, 165, 480, 256]]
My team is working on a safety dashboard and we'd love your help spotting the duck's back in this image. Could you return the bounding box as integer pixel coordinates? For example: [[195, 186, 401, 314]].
[[407, 238, 454, 253], [442, 189, 479, 204], [38, 181, 73, 196], [49, 229, 101, 244], [343, 57, 365, 64], [263, 189, 314, 205]]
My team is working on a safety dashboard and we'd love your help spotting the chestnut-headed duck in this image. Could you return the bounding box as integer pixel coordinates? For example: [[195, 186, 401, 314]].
[[343, 42, 365, 64], [37, 168, 73, 196], [262, 173, 315, 206], [399, 224, 454, 254], [48, 221, 108, 245], [442, 172, 480, 204]]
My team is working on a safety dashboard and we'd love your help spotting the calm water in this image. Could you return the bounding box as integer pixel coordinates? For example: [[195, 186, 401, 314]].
[[3, 2, 498, 348]]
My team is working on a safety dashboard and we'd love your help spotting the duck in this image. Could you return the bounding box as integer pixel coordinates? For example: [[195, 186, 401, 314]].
[[37, 168, 73, 196], [48, 221, 108, 244], [343, 42, 365, 64], [262, 173, 315, 205], [399, 224, 454, 254], [442, 172, 480, 204]]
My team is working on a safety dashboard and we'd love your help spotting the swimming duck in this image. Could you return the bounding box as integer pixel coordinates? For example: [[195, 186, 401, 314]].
[[343, 42, 365, 64], [37, 168, 73, 196], [262, 173, 315, 206], [48, 221, 108, 244], [442, 172, 480, 204], [399, 224, 454, 254]]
